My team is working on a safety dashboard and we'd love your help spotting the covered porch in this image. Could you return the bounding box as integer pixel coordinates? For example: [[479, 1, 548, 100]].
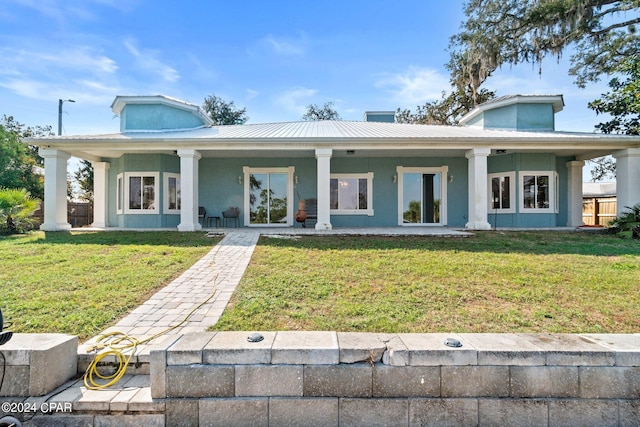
[[35, 144, 640, 233]]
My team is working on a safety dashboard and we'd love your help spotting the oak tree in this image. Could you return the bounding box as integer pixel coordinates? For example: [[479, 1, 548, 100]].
[[302, 102, 341, 121], [202, 94, 249, 125], [395, 88, 496, 125], [448, 0, 640, 102]]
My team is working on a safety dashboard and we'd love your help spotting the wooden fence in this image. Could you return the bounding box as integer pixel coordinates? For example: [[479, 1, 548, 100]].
[[33, 202, 94, 228], [582, 197, 617, 226]]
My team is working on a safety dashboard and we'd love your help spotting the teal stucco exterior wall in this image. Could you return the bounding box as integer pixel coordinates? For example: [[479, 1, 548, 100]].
[[487, 153, 572, 228], [104, 152, 574, 229], [106, 154, 180, 228], [121, 104, 206, 132], [483, 104, 555, 131], [197, 155, 469, 228]]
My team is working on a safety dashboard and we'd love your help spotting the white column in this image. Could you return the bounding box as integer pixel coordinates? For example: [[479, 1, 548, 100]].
[[566, 160, 584, 227], [91, 162, 110, 228], [613, 148, 640, 215], [465, 148, 492, 230], [177, 149, 202, 232], [39, 148, 71, 231], [315, 148, 333, 230]]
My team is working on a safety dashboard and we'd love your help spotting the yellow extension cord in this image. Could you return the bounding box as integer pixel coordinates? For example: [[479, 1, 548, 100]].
[[83, 274, 219, 391]]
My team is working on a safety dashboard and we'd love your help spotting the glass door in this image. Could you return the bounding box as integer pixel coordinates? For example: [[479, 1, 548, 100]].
[[249, 172, 288, 225], [401, 171, 444, 225]]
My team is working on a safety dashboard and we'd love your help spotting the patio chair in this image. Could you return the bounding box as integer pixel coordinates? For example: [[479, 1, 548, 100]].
[[222, 207, 240, 227], [302, 198, 317, 228], [198, 206, 206, 225]]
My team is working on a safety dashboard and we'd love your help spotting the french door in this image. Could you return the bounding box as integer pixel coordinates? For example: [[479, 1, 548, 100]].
[[243, 167, 294, 226], [397, 166, 448, 226]]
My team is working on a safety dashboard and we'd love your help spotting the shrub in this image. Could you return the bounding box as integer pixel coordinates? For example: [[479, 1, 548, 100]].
[[0, 187, 40, 235], [609, 203, 640, 239]]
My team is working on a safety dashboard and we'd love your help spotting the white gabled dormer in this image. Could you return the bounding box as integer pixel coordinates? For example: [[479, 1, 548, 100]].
[[459, 94, 564, 131], [111, 95, 214, 132]]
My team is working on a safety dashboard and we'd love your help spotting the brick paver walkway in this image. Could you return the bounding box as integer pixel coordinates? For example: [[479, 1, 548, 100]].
[[82, 230, 260, 351]]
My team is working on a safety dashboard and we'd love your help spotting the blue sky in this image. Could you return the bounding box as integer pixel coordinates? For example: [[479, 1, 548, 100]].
[[0, 0, 612, 139]]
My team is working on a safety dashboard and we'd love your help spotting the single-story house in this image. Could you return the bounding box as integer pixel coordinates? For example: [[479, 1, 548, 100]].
[[28, 94, 640, 231]]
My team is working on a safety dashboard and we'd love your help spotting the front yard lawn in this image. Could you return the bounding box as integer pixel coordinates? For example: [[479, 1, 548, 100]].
[[0, 231, 217, 340], [213, 231, 640, 333]]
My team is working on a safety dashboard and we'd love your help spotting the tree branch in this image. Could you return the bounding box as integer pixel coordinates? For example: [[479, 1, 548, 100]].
[[593, 2, 640, 20], [590, 17, 640, 35]]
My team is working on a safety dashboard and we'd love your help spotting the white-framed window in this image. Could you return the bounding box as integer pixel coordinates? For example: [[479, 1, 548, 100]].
[[164, 173, 181, 214], [555, 173, 560, 214], [519, 171, 558, 213], [116, 173, 124, 214], [124, 172, 159, 214], [329, 172, 374, 216], [488, 172, 515, 213]]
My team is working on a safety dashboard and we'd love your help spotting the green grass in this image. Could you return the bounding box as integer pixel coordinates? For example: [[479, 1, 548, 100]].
[[213, 231, 640, 333], [0, 231, 218, 340]]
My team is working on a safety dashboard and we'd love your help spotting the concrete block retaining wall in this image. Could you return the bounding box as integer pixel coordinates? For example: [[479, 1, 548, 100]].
[[151, 331, 640, 426], [0, 334, 78, 397]]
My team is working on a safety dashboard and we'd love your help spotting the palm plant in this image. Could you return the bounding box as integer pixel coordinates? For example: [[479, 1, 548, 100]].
[[609, 203, 640, 240], [0, 187, 40, 234]]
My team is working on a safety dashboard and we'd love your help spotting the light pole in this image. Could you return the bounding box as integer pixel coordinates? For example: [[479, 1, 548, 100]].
[[58, 98, 75, 136]]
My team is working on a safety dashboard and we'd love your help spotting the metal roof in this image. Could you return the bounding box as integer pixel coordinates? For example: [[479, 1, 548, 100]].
[[26, 119, 640, 164], [31, 119, 638, 142]]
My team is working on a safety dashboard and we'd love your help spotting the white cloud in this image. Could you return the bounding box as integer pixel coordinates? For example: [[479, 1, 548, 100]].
[[3, 0, 134, 22], [261, 34, 307, 56], [275, 87, 318, 115], [246, 89, 259, 99], [0, 42, 123, 105], [0, 46, 117, 74], [53, 50, 118, 74], [375, 67, 450, 107], [123, 40, 139, 57], [0, 77, 117, 105], [0, 79, 51, 99], [78, 79, 118, 93], [124, 39, 179, 83], [5, 0, 65, 21], [186, 53, 218, 83], [0, 65, 21, 76]]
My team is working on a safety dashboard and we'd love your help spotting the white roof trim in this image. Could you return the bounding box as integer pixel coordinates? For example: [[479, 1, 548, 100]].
[[110, 95, 214, 126], [459, 94, 565, 126]]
